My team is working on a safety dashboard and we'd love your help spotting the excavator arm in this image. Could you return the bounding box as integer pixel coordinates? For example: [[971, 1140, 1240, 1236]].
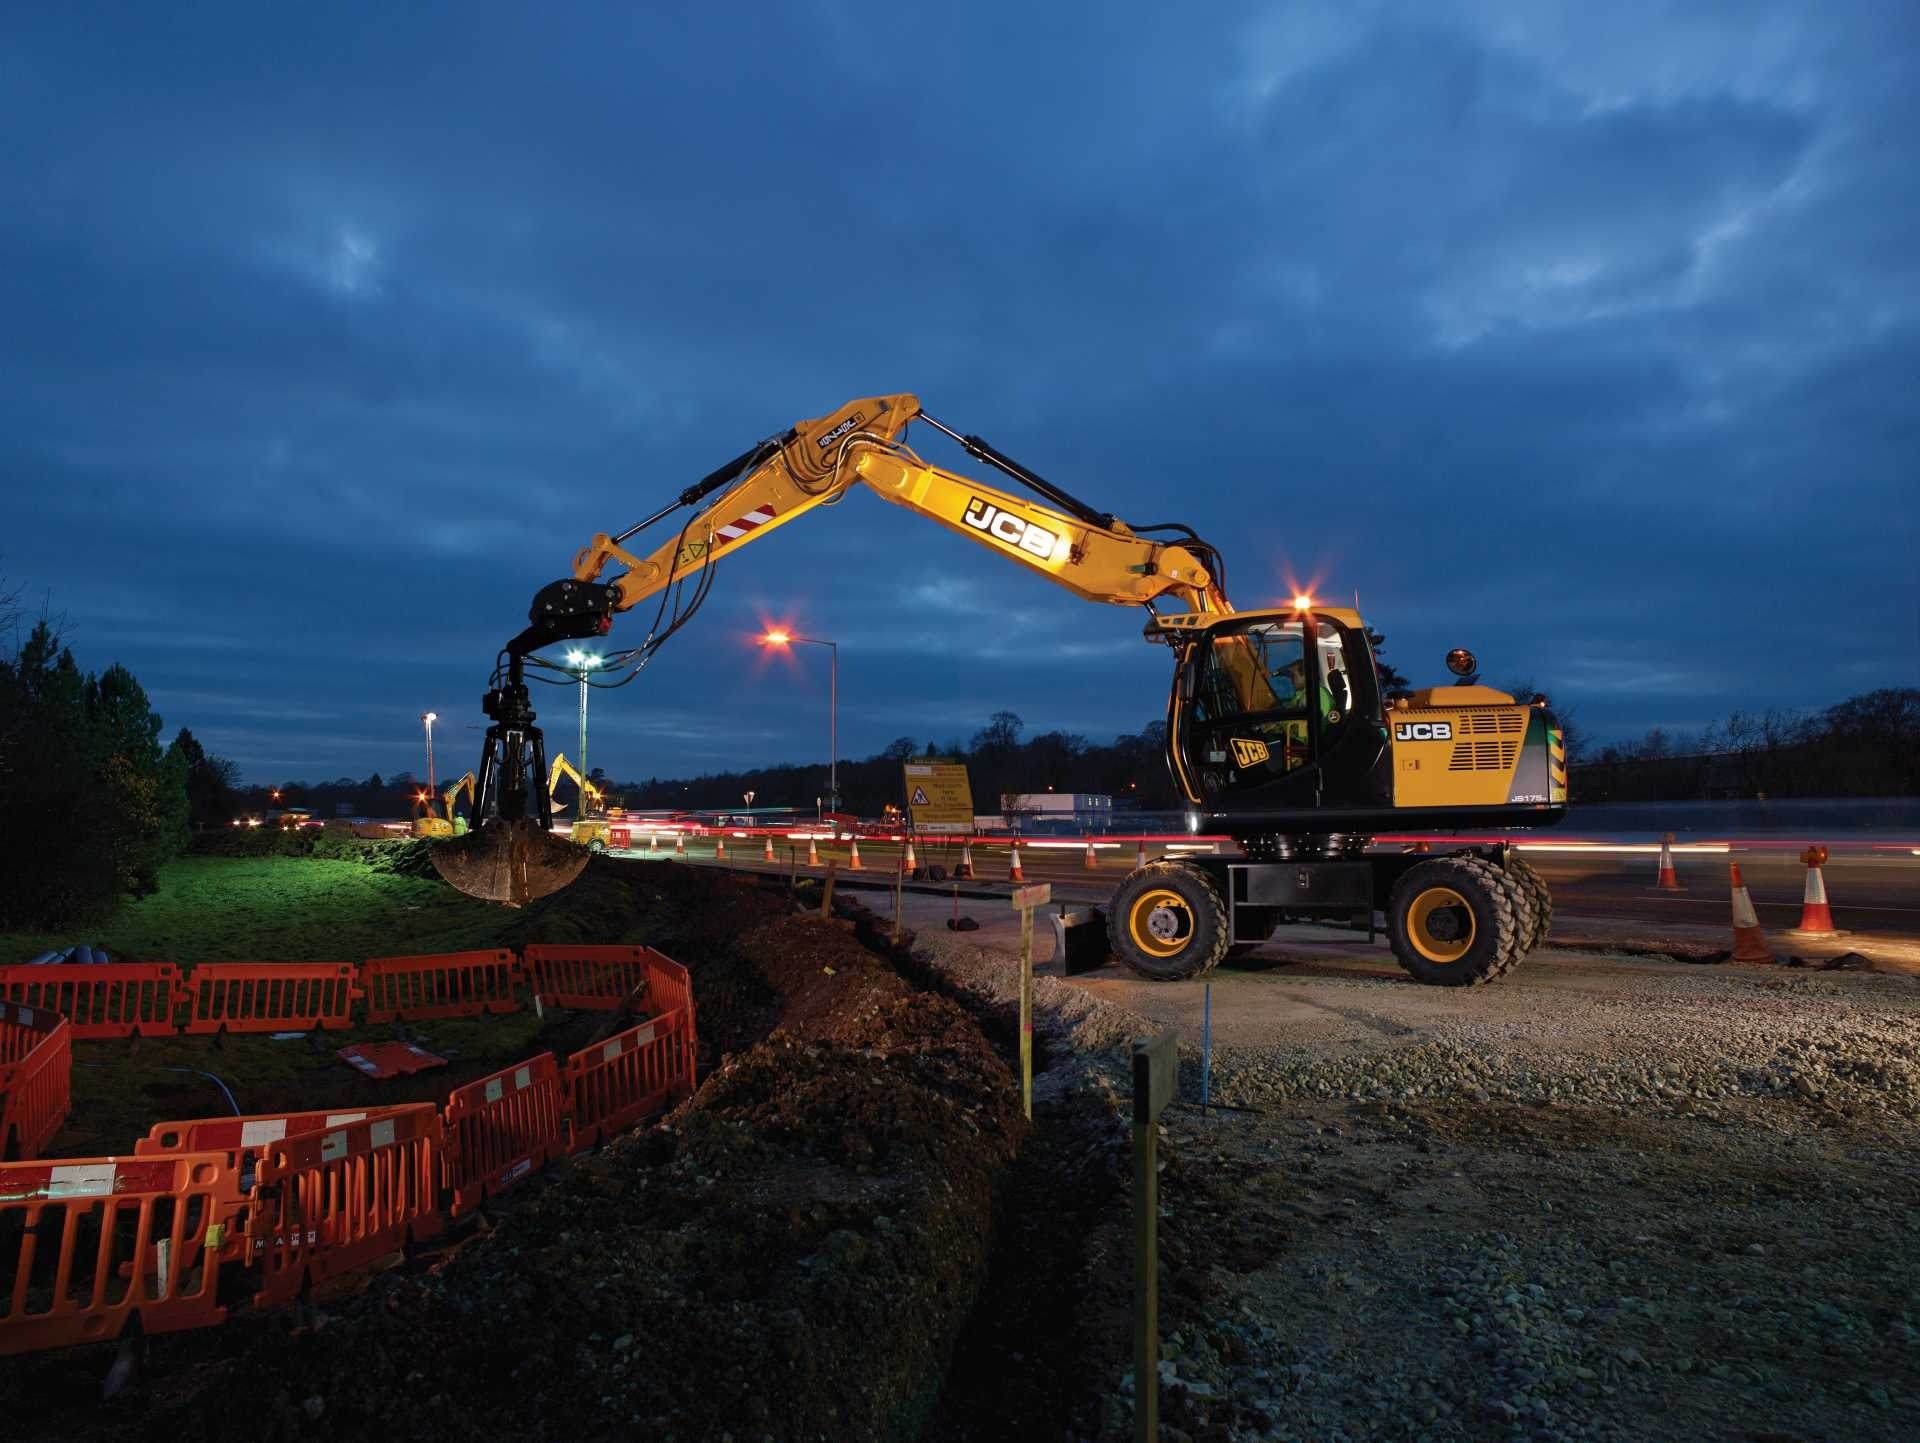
[[434, 394, 1232, 905], [546, 753, 602, 817], [513, 393, 1229, 657]]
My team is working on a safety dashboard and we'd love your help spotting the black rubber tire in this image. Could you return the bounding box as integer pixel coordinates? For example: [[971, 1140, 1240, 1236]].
[[1108, 861, 1231, 981], [1509, 855, 1553, 948], [1387, 858, 1519, 986], [1460, 857, 1536, 973], [588, 839, 607, 855]]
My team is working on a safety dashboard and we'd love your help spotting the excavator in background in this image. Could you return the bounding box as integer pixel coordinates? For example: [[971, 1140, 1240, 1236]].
[[433, 394, 1568, 985], [411, 772, 476, 839], [546, 753, 612, 850]]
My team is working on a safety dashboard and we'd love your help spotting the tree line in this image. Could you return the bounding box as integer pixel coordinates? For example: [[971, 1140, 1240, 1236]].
[[0, 594, 241, 928], [1570, 689, 1920, 802]]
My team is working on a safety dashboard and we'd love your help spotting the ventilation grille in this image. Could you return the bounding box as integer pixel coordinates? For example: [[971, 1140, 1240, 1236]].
[[1449, 740, 1520, 772], [1455, 711, 1525, 735]]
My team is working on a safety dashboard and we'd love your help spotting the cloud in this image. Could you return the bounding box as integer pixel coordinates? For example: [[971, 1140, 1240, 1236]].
[[0, 0, 1912, 784]]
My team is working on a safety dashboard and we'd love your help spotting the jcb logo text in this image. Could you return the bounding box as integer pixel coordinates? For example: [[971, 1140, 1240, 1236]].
[[963, 496, 1059, 560], [1395, 722, 1453, 741]]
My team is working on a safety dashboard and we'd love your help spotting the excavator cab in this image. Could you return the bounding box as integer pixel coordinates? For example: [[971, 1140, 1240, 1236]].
[[1169, 607, 1393, 829]]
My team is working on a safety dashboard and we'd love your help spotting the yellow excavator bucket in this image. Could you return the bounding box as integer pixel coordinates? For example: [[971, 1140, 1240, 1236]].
[[429, 819, 589, 907]]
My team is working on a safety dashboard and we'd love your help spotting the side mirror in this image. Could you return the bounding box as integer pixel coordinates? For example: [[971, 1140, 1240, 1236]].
[[1445, 648, 1477, 678]]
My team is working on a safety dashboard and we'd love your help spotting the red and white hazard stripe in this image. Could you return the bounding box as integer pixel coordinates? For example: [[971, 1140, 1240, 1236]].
[[715, 506, 776, 542]]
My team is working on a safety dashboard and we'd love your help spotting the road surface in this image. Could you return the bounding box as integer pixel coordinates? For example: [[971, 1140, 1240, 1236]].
[[617, 831, 1920, 942]]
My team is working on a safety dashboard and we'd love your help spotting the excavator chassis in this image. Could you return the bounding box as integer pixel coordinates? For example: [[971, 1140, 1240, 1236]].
[[1109, 841, 1551, 989]]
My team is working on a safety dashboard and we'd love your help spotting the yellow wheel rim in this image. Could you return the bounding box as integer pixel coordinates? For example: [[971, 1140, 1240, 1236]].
[[1128, 888, 1195, 959], [1407, 886, 1475, 963]]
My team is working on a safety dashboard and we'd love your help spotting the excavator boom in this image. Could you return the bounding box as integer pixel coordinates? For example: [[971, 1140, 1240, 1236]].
[[432, 393, 1236, 904]]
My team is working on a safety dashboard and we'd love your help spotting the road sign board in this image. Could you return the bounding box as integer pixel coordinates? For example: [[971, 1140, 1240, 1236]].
[[1010, 883, 1052, 910], [902, 762, 973, 832]]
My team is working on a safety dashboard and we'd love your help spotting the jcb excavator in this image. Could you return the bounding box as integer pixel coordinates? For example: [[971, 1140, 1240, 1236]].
[[546, 754, 611, 850], [433, 394, 1567, 986], [411, 772, 476, 839]]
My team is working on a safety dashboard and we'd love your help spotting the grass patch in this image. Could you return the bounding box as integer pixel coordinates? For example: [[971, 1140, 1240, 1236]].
[[2, 852, 792, 1161], [1, 856, 512, 964]]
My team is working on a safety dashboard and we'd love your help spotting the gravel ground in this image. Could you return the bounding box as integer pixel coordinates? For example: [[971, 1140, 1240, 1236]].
[[912, 931, 1920, 1442]]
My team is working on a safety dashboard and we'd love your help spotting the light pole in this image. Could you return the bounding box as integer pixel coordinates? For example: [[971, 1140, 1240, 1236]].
[[760, 629, 837, 811], [420, 712, 437, 794], [565, 650, 602, 779]]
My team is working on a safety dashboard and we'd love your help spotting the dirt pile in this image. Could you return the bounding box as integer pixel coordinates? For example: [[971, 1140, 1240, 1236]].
[[41, 870, 1023, 1443]]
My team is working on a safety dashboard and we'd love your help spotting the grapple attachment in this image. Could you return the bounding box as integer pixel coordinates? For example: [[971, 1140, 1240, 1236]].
[[430, 819, 589, 907]]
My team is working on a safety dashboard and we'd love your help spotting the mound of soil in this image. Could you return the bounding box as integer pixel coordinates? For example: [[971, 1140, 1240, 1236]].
[[11, 864, 1025, 1443]]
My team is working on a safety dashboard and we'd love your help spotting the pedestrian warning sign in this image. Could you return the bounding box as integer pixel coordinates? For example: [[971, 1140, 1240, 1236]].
[[902, 763, 973, 833]]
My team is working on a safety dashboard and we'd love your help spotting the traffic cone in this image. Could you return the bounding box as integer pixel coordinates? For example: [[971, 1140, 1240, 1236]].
[[1135, 839, 1147, 870], [1788, 846, 1842, 937], [1728, 862, 1775, 963], [903, 839, 918, 878], [953, 839, 974, 879], [714, 834, 726, 860], [848, 836, 864, 871], [649, 831, 660, 852], [1008, 841, 1025, 883], [1083, 840, 1098, 870], [763, 834, 776, 863], [1655, 833, 1682, 891], [674, 832, 685, 856], [807, 835, 820, 866]]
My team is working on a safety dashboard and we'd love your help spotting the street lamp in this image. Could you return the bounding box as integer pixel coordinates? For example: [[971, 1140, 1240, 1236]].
[[565, 650, 602, 779], [421, 712, 437, 794], [759, 629, 838, 811]]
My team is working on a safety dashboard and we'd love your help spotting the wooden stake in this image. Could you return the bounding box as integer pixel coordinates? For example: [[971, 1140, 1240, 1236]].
[[821, 860, 837, 918], [1131, 1030, 1176, 1443]]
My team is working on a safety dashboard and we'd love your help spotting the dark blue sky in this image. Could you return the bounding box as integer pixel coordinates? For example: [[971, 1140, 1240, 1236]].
[[4, 3, 1915, 785]]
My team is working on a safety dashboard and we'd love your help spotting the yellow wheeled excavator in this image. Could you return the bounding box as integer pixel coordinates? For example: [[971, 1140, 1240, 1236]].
[[546, 753, 611, 850], [432, 394, 1567, 985], [410, 772, 476, 839]]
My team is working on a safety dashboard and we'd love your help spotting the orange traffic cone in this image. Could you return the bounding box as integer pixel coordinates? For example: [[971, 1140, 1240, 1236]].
[[763, 834, 776, 862], [807, 835, 820, 866], [953, 840, 975, 879], [715, 834, 726, 860], [1008, 841, 1025, 883], [674, 832, 685, 856], [1788, 846, 1842, 937], [903, 839, 918, 877], [1135, 839, 1148, 869], [847, 836, 864, 871], [1729, 862, 1776, 962], [1655, 833, 1682, 891], [1083, 840, 1099, 870]]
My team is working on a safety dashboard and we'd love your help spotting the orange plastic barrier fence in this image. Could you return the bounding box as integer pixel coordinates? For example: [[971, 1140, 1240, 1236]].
[[0, 1152, 249, 1355], [183, 962, 360, 1035], [1, 1002, 73, 1162], [442, 1053, 567, 1215], [563, 1010, 696, 1154], [360, 949, 520, 1023], [135, 1106, 392, 1160], [0, 963, 181, 1039], [244, 1103, 445, 1310], [521, 943, 678, 1011]]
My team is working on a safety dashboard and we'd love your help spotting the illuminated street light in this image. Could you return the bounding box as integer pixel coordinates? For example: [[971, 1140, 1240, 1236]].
[[759, 629, 838, 811], [421, 711, 438, 794], [565, 651, 602, 781]]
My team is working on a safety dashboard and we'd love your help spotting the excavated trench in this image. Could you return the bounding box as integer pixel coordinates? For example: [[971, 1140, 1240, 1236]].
[[4, 857, 1143, 1442]]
